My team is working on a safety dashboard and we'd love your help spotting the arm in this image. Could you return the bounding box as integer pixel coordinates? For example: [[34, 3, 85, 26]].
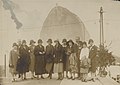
[[9, 51, 13, 66], [80, 49, 83, 60], [86, 48, 89, 58], [34, 46, 39, 56]]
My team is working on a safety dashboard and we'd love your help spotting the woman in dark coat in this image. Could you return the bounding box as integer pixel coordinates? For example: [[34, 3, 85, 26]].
[[62, 39, 68, 78], [34, 39, 45, 79], [54, 39, 64, 80], [29, 40, 36, 79], [88, 39, 98, 81], [17, 40, 30, 80], [45, 39, 54, 79]]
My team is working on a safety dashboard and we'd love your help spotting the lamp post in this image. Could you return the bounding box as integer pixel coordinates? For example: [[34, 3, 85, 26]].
[[99, 7, 104, 46]]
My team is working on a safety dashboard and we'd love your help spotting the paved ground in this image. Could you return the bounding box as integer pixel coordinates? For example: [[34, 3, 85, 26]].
[[3, 78, 62, 85], [2, 77, 120, 85], [1, 66, 120, 85]]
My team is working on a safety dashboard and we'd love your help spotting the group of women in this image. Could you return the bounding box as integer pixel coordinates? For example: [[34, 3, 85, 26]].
[[9, 37, 98, 82]]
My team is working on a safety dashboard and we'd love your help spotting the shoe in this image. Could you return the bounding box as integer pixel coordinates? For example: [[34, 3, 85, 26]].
[[24, 78, 27, 80], [12, 79, 15, 82], [57, 78, 60, 80], [47, 74, 50, 78], [37, 77, 40, 80], [41, 76, 45, 79], [60, 77, 63, 80], [33, 76, 36, 78], [72, 78, 75, 80], [78, 77, 81, 80], [68, 77, 72, 79], [37, 76, 40, 80], [18, 74, 21, 78], [31, 77, 34, 79], [81, 79, 85, 82], [50, 76, 52, 79], [91, 78, 95, 82], [66, 75, 69, 79]]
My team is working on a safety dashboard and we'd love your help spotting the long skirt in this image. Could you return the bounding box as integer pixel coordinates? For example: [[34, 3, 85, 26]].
[[80, 58, 90, 74], [54, 63, 63, 73], [29, 53, 35, 72], [69, 53, 77, 73], [46, 63, 53, 73], [80, 68, 89, 74], [16, 56, 29, 74], [66, 56, 70, 72], [35, 55, 45, 75]]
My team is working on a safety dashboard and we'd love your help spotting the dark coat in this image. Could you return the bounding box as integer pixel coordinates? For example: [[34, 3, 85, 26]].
[[45, 45, 54, 63], [29, 45, 35, 72], [66, 45, 75, 71], [89, 45, 98, 73], [54, 44, 63, 63], [62, 45, 67, 71], [17, 45, 30, 73], [73, 44, 82, 74], [45, 44, 54, 73], [34, 45, 45, 75], [73, 44, 79, 54]]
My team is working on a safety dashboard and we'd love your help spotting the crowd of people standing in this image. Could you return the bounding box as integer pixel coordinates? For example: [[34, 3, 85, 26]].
[[9, 37, 99, 82]]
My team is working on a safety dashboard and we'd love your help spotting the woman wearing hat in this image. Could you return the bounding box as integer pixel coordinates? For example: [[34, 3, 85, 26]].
[[88, 39, 98, 82], [62, 39, 68, 78], [34, 39, 45, 79], [29, 40, 36, 79], [45, 39, 54, 79], [54, 39, 64, 80], [17, 40, 30, 80], [80, 42, 90, 82], [9, 43, 19, 82], [66, 40, 77, 80]]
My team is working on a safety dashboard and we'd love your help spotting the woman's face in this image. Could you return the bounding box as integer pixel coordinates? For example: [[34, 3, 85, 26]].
[[22, 42, 26, 46], [38, 42, 42, 45], [13, 46, 17, 50], [83, 44, 87, 48], [90, 42, 93, 46], [69, 42, 73, 46], [31, 42, 35, 46], [48, 42, 52, 45], [55, 42, 59, 45], [63, 42, 67, 45]]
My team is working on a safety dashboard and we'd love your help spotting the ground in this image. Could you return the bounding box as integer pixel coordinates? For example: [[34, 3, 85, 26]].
[[1, 66, 120, 85]]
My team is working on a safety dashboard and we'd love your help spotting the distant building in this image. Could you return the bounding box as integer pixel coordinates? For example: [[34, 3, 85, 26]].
[[40, 6, 90, 42]]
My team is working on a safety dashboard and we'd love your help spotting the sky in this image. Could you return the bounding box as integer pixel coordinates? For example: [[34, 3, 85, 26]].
[[0, 0, 120, 65]]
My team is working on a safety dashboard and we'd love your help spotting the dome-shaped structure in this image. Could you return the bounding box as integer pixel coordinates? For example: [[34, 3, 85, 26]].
[[40, 6, 90, 42]]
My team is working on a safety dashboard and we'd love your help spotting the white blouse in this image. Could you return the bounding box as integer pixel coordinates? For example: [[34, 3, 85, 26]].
[[80, 47, 89, 60]]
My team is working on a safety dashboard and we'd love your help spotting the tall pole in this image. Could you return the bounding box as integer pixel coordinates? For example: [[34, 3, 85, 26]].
[[4, 54, 6, 77], [99, 7, 104, 46]]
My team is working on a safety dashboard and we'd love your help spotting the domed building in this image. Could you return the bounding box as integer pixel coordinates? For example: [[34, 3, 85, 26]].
[[40, 6, 90, 42]]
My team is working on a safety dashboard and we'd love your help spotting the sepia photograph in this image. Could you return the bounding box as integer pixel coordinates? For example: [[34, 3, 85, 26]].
[[0, 0, 120, 85]]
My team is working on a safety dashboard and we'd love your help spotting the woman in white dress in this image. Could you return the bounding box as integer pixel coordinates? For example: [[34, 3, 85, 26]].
[[80, 42, 90, 82]]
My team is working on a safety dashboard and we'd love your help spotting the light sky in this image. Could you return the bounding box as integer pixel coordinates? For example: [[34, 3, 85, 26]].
[[0, 0, 120, 65]]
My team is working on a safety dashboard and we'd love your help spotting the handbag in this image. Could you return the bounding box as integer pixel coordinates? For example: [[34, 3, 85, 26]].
[[9, 64, 14, 68]]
